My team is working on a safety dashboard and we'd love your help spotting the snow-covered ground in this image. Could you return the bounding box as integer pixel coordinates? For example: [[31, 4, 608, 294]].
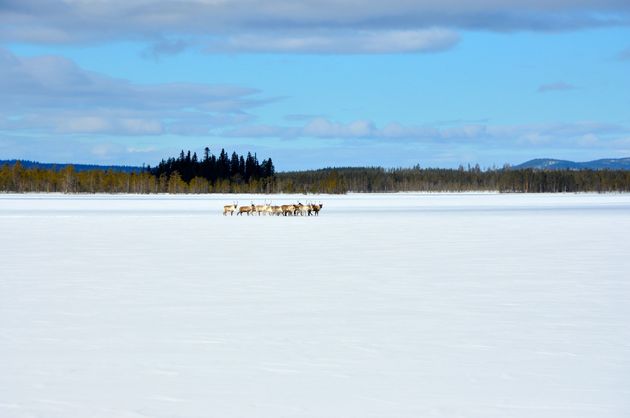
[[1, 193, 629, 418]]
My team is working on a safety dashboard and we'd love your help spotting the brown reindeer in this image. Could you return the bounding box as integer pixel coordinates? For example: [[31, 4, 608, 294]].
[[311, 203, 323, 216], [295, 202, 311, 216], [264, 204, 276, 215], [238, 203, 256, 216], [223, 201, 238, 216], [254, 201, 271, 216], [281, 204, 295, 216]]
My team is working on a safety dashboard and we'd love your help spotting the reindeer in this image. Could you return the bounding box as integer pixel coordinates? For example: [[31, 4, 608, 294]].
[[238, 203, 256, 216], [281, 204, 296, 216], [263, 203, 275, 215], [311, 202, 323, 216], [295, 202, 310, 216], [255, 201, 271, 216], [223, 201, 238, 216], [230, 202, 322, 217]]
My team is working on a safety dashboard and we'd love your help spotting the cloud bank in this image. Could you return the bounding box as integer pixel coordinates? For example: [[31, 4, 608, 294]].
[[222, 117, 627, 147], [1, 46, 625, 151], [0, 48, 267, 136], [1, 0, 629, 53]]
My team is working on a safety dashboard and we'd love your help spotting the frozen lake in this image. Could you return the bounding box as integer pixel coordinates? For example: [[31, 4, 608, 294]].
[[1, 193, 630, 418]]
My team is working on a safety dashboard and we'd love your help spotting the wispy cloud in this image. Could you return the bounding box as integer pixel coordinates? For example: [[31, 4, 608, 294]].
[[284, 114, 327, 122], [0, 48, 269, 136], [221, 117, 627, 147], [142, 38, 190, 60], [618, 47, 630, 61], [0, 133, 169, 166], [205, 29, 459, 54], [211, 118, 630, 169], [537, 81, 577, 93]]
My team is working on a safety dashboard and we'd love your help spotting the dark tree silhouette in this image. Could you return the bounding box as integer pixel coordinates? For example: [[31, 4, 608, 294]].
[[150, 148, 276, 187]]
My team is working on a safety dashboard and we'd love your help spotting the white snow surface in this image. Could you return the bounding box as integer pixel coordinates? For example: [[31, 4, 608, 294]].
[[1, 193, 630, 418]]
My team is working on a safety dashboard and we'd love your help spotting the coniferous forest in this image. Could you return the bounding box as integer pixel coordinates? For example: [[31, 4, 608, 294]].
[[150, 148, 275, 185], [1, 150, 630, 194]]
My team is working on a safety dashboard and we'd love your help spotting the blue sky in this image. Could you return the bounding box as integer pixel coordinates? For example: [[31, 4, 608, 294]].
[[1, 1, 629, 170]]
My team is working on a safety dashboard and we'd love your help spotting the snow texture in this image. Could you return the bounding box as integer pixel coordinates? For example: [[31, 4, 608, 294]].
[[1, 193, 630, 418]]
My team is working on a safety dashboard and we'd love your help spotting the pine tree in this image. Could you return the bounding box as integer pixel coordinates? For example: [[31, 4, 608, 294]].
[[230, 152, 240, 178]]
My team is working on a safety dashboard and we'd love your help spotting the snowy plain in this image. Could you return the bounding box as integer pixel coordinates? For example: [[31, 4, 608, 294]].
[[1, 192, 630, 418]]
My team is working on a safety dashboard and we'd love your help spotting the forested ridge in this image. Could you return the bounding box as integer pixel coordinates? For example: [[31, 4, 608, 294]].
[[2, 153, 630, 193]]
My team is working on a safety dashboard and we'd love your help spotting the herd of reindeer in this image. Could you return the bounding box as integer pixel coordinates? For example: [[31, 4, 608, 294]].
[[223, 202, 324, 216]]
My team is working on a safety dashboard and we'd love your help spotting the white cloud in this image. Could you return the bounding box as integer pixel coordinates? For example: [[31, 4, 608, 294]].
[[302, 118, 377, 137], [55, 117, 164, 135], [206, 29, 459, 54], [577, 133, 599, 146]]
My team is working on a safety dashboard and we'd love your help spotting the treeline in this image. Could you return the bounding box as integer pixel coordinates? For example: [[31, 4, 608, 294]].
[[273, 165, 630, 194], [0, 161, 275, 194], [0, 148, 277, 193], [1, 160, 630, 194]]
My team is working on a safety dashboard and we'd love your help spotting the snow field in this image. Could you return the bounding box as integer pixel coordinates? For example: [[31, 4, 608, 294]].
[[1, 193, 630, 418]]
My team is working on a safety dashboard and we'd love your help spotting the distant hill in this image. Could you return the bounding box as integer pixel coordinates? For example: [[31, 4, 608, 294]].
[[0, 159, 145, 173], [514, 157, 630, 171]]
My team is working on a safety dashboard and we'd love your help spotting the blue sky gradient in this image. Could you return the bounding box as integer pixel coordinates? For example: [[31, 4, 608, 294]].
[[1, 1, 629, 169]]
